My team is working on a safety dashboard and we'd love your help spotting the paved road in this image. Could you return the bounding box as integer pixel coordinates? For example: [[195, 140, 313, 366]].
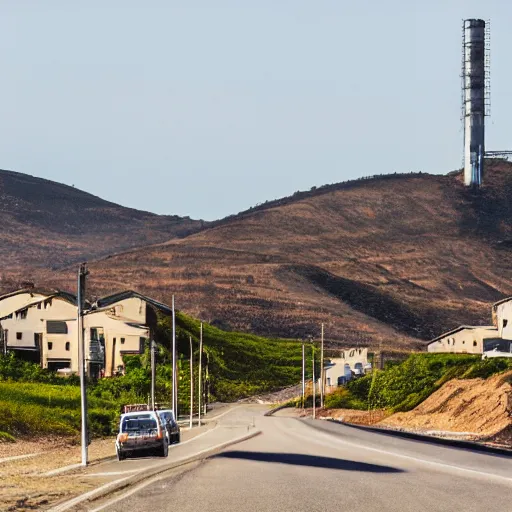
[[94, 407, 512, 512], [80, 405, 257, 480]]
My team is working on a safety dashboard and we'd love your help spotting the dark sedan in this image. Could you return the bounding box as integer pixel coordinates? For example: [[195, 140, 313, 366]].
[[157, 409, 181, 444]]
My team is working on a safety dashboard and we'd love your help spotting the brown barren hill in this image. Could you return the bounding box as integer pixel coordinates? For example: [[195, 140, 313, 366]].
[[0, 169, 205, 273], [379, 371, 512, 439], [30, 160, 512, 348]]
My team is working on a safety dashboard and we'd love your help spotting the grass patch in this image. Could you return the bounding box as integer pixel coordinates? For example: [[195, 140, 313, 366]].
[[0, 431, 16, 443]]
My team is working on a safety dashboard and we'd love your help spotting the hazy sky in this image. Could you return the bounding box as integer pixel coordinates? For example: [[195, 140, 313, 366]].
[[1, 1, 511, 220]]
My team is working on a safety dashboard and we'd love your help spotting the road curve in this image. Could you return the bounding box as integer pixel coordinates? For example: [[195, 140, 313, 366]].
[[95, 407, 512, 512]]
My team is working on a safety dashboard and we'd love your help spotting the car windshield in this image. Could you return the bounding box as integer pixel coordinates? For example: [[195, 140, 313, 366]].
[[122, 416, 157, 432]]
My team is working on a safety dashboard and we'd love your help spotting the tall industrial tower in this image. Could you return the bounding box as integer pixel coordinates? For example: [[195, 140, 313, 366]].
[[462, 19, 491, 187]]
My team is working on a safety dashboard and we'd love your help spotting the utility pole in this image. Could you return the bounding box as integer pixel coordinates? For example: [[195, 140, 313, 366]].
[[301, 341, 305, 410], [198, 322, 203, 426], [150, 335, 156, 410], [78, 263, 89, 467], [320, 323, 324, 408], [205, 351, 209, 415], [189, 335, 194, 429], [171, 295, 177, 417], [312, 348, 316, 419]]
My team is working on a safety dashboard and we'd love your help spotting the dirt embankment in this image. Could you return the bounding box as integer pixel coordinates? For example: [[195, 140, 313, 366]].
[[379, 371, 512, 442]]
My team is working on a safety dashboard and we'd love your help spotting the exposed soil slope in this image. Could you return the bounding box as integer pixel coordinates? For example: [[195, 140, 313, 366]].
[[0, 169, 205, 270], [379, 371, 512, 438]]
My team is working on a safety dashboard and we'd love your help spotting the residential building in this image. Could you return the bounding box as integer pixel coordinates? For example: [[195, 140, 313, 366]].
[[427, 326, 500, 354], [323, 348, 369, 391], [492, 297, 512, 340], [0, 289, 77, 367], [0, 288, 173, 377]]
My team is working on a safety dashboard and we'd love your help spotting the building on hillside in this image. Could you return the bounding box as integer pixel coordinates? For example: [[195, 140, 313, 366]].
[[492, 297, 512, 340], [323, 348, 370, 391], [427, 325, 500, 354], [428, 296, 512, 356], [0, 289, 78, 366], [88, 290, 173, 378], [0, 288, 173, 378]]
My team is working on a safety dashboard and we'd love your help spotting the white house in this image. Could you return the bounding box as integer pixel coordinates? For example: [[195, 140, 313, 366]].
[[0, 289, 78, 367], [492, 297, 512, 340], [0, 288, 173, 377], [427, 325, 500, 354]]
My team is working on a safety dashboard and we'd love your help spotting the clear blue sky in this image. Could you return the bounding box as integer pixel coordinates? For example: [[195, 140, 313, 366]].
[[1, 1, 511, 220]]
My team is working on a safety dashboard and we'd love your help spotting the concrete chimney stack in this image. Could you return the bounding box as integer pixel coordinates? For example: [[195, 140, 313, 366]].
[[462, 19, 490, 187]]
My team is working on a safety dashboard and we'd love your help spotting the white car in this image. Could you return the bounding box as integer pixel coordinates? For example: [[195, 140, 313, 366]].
[[116, 410, 168, 460]]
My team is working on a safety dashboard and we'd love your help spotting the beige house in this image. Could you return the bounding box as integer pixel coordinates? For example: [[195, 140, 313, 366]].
[[427, 325, 500, 354], [0, 289, 172, 377], [492, 297, 512, 340], [0, 290, 78, 368], [428, 296, 512, 355]]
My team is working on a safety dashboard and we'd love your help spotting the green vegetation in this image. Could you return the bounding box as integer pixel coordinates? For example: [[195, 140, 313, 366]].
[[324, 353, 512, 413], [0, 312, 306, 438]]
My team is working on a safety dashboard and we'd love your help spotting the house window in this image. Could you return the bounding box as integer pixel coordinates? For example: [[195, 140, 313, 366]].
[[17, 309, 28, 320], [16, 332, 22, 340], [47, 321, 68, 334], [503, 319, 508, 328], [48, 342, 53, 350], [121, 337, 125, 344], [34, 333, 42, 348], [473, 341, 477, 347], [37, 303, 42, 310], [65, 342, 70, 351]]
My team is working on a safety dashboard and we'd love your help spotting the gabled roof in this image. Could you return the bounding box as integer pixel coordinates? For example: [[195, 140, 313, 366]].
[[428, 325, 497, 345], [0, 288, 54, 302], [492, 296, 512, 308], [95, 290, 172, 315], [0, 291, 78, 320]]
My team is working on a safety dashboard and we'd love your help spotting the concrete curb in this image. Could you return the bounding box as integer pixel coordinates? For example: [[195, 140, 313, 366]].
[[264, 404, 291, 417], [320, 418, 512, 457], [51, 429, 262, 512]]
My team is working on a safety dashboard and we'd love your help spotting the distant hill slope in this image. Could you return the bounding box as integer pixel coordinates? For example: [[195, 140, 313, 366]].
[[29, 160, 512, 349], [0, 169, 205, 271]]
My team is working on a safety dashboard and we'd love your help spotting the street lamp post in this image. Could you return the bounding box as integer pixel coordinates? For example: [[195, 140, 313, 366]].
[[301, 341, 305, 410], [78, 263, 89, 467]]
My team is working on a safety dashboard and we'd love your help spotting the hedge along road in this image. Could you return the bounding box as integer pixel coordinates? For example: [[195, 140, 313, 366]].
[[89, 408, 512, 512]]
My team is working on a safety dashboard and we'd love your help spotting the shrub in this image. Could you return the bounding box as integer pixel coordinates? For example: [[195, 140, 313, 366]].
[[324, 387, 365, 410]]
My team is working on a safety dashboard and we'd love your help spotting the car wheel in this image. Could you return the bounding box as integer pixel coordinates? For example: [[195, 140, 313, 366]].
[[160, 440, 169, 457], [175, 432, 181, 444], [116, 446, 125, 461]]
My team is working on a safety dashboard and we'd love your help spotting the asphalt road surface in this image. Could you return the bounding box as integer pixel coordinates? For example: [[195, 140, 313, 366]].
[[96, 407, 512, 512]]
